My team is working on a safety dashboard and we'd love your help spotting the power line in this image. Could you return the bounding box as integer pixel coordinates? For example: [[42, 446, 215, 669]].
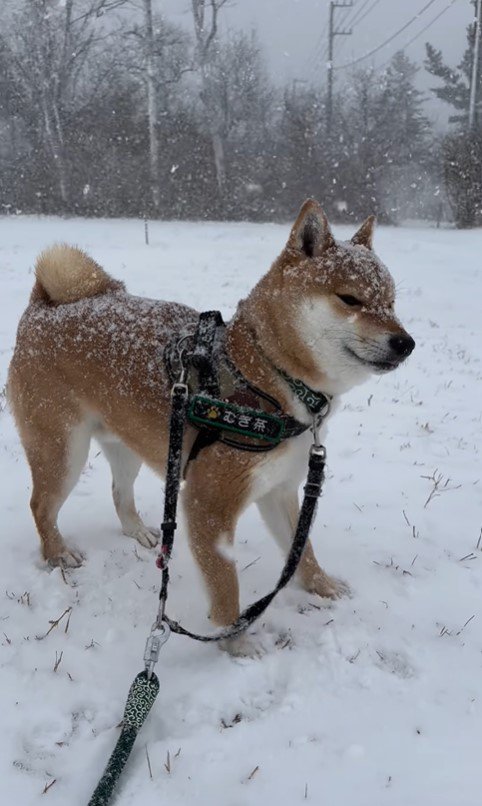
[[350, 0, 382, 28], [304, 32, 327, 80], [309, 0, 380, 82], [347, 0, 372, 24], [304, 2, 334, 81], [333, 0, 441, 70], [335, 4, 354, 29], [311, 1, 350, 81], [336, 0, 383, 57], [378, 0, 460, 69]]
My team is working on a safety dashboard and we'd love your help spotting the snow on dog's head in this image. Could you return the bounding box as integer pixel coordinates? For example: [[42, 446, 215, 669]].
[[251, 199, 415, 395]]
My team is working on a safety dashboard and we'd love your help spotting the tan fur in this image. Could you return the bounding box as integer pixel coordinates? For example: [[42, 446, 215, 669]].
[[35, 244, 119, 304], [8, 201, 414, 654]]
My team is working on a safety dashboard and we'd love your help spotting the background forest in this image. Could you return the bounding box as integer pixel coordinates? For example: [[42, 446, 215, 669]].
[[0, 0, 481, 226]]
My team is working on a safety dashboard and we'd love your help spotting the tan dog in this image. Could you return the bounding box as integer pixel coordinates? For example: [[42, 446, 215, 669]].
[[8, 200, 414, 654]]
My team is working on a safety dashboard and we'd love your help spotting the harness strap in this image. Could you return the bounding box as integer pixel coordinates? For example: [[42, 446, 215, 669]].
[[191, 310, 223, 397], [185, 427, 220, 468]]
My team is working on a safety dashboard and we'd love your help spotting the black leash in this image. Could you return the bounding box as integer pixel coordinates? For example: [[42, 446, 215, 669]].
[[153, 378, 327, 644], [163, 448, 326, 642], [88, 311, 329, 805]]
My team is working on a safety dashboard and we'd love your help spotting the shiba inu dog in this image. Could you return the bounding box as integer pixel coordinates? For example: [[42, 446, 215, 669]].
[[8, 200, 414, 655]]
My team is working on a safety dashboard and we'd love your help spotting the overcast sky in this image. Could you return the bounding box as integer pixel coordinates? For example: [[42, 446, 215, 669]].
[[160, 0, 473, 126]]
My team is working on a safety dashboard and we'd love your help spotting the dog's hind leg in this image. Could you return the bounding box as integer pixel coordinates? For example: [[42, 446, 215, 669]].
[[257, 486, 349, 599], [97, 436, 158, 548], [26, 418, 91, 568]]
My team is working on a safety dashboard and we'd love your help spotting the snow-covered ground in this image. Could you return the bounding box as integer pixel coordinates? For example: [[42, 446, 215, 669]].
[[0, 216, 481, 806]]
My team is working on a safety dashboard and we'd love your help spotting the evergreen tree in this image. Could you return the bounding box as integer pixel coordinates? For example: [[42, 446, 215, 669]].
[[425, 21, 482, 226], [424, 25, 476, 124], [335, 53, 431, 222]]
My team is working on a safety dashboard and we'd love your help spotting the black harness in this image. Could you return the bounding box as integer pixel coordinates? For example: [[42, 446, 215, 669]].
[[164, 310, 329, 468], [153, 310, 331, 645]]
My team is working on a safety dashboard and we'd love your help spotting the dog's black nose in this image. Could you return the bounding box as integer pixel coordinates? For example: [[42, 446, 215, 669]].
[[389, 334, 415, 358]]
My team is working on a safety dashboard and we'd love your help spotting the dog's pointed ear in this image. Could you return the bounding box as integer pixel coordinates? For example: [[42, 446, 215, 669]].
[[287, 199, 335, 258], [351, 215, 376, 250]]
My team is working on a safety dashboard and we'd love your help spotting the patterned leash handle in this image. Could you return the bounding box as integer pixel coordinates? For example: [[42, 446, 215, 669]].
[[88, 672, 160, 806]]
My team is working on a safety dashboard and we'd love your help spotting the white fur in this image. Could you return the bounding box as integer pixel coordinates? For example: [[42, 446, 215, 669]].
[[257, 485, 298, 554], [250, 429, 312, 503], [63, 419, 93, 503], [96, 433, 158, 548], [216, 532, 236, 562], [296, 297, 392, 394]]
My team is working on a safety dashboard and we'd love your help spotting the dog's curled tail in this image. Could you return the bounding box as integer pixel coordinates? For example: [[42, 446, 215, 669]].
[[33, 244, 121, 304]]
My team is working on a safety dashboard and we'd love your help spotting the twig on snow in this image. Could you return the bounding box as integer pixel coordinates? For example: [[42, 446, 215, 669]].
[[421, 469, 461, 509], [36, 607, 72, 640], [456, 614, 475, 636], [145, 745, 153, 780], [241, 556, 261, 573]]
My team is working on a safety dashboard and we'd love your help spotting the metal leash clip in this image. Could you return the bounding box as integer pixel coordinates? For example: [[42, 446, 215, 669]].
[[175, 332, 195, 386], [310, 413, 327, 459], [144, 621, 170, 679]]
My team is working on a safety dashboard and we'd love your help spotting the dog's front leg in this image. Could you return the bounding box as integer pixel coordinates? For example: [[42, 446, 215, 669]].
[[183, 450, 262, 656], [257, 485, 349, 599]]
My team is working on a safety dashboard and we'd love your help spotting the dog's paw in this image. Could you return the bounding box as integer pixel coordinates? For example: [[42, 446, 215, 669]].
[[123, 524, 159, 549], [48, 546, 84, 568], [218, 633, 266, 659], [306, 573, 351, 600]]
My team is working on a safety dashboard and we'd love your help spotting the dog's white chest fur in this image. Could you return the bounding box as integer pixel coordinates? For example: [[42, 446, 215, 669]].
[[249, 400, 337, 502]]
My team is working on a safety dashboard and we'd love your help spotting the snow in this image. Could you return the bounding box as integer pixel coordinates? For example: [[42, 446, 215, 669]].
[[0, 216, 481, 805]]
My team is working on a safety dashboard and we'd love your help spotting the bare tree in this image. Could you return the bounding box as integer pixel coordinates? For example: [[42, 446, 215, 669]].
[[191, 0, 229, 199], [123, 9, 192, 214], [5, 0, 127, 208], [141, 0, 160, 211]]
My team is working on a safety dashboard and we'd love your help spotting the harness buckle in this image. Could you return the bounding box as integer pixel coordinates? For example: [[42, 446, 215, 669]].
[[171, 381, 189, 397]]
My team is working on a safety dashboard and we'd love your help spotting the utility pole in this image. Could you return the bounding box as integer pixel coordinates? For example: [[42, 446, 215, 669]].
[[326, 1, 353, 135], [469, 0, 482, 129]]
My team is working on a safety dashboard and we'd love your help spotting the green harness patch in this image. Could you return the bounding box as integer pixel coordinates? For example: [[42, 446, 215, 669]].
[[188, 395, 285, 445]]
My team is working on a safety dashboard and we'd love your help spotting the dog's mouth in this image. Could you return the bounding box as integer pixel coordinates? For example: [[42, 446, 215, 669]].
[[344, 345, 400, 373]]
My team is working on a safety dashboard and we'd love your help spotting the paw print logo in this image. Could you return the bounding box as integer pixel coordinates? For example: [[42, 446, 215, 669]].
[[207, 406, 220, 420]]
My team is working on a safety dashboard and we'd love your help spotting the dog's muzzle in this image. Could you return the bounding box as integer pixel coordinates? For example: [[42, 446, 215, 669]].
[[345, 332, 415, 373]]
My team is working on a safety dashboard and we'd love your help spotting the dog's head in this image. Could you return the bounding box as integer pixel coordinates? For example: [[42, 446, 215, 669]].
[[268, 199, 415, 394]]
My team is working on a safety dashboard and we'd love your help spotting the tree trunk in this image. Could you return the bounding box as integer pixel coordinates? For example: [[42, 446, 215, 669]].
[[143, 0, 160, 213], [191, 0, 227, 203], [210, 128, 226, 195], [40, 94, 69, 207]]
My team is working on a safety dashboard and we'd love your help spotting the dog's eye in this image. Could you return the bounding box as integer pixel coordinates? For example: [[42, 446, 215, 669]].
[[337, 294, 362, 307]]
